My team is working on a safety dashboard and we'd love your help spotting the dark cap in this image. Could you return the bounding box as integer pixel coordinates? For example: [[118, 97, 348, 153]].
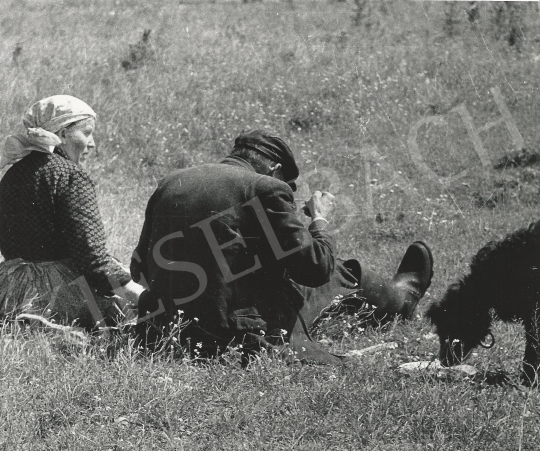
[[235, 129, 299, 191]]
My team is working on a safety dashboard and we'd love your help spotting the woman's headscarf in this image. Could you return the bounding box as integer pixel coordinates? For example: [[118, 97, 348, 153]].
[[0, 95, 96, 169]]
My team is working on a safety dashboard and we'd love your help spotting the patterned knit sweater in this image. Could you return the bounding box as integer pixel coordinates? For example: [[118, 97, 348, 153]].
[[0, 148, 131, 295]]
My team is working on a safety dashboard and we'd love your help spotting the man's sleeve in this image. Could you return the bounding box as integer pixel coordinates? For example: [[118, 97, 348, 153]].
[[130, 190, 156, 286], [256, 181, 335, 288]]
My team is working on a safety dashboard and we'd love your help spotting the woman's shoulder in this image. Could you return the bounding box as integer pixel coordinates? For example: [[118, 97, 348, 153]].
[[2, 151, 81, 182], [39, 152, 90, 182], [47, 150, 82, 169], [5, 152, 93, 192]]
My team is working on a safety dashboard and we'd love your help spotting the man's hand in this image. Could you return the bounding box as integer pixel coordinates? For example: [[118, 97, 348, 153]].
[[304, 190, 335, 222]]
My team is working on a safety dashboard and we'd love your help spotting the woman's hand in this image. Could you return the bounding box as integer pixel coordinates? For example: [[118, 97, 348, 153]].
[[122, 280, 145, 306], [109, 280, 145, 319]]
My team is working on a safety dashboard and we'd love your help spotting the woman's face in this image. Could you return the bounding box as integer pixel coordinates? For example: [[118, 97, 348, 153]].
[[58, 118, 96, 165]]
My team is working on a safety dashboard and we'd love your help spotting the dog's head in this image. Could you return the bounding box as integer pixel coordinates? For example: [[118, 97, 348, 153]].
[[426, 279, 492, 367]]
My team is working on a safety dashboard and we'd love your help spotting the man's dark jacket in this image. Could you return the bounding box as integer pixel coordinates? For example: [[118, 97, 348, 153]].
[[131, 157, 335, 345]]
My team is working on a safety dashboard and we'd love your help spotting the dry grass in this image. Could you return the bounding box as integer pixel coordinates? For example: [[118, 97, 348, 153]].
[[2, 0, 540, 449]]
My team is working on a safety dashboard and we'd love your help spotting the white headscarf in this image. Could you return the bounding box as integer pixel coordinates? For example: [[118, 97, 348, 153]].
[[0, 95, 97, 170]]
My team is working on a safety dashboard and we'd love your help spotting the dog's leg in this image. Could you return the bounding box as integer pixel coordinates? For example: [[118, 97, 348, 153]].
[[522, 310, 540, 387]]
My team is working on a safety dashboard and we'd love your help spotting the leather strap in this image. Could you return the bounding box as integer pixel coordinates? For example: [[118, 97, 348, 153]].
[[296, 309, 316, 343]]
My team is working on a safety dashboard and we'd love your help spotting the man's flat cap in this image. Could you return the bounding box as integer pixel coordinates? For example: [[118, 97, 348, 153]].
[[235, 129, 299, 191]]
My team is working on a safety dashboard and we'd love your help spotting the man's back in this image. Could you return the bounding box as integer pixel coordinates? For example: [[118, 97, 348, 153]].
[[132, 157, 334, 344]]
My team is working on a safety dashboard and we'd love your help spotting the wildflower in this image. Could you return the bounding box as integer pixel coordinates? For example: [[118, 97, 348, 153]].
[[193, 317, 199, 322], [196, 342, 203, 348], [280, 329, 288, 336], [260, 330, 266, 336]]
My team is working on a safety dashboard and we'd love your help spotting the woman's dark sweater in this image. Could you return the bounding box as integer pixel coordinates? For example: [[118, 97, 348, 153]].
[[0, 149, 131, 295]]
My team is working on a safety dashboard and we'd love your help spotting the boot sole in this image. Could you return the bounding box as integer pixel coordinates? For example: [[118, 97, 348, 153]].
[[411, 240, 434, 290]]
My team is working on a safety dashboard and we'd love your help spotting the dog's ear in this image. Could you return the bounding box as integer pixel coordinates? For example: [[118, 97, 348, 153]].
[[425, 281, 464, 327], [424, 301, 441, 323], [425, 301, 449, 339]]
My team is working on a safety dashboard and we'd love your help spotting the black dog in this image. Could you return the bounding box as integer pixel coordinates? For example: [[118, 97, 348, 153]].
[[427, 221, 540, 386]]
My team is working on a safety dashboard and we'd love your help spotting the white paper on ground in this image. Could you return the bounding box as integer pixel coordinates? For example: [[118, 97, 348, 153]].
[[399, 360, 479, 376]]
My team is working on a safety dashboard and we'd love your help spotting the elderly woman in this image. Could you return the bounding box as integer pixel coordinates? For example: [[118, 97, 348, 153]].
[[0, 95, 144, 328]]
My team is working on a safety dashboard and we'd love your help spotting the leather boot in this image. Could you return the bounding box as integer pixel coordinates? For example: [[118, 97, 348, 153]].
[[360, 241, 434, 320], [288, 242, 433, 365]]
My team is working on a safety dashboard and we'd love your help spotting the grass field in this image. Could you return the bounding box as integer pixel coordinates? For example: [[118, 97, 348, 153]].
[[2, 0, 540, 449]]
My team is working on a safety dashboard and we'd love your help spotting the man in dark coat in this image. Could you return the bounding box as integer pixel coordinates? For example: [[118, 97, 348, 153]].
[[131, 130, 433, 363]]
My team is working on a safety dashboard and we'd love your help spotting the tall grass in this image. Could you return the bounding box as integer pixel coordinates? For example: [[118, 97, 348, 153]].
[[2, 0, 540, 449]]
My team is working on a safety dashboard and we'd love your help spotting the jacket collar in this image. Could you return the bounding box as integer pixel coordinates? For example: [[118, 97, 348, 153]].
[[220, 156, 256, 172], [53, 147, 70, 161]]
